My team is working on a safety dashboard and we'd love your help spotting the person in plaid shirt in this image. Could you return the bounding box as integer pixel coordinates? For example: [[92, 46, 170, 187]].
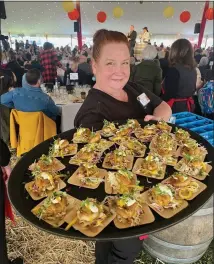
[[39, 42, 62, 83]]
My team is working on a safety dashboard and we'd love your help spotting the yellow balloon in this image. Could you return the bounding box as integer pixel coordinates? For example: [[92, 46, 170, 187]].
[[113, 6, 124, 18], [62, 1, 75, 12], [163, 6, 174, 18]]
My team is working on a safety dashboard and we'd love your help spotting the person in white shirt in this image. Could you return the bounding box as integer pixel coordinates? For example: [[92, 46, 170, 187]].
[[140, 27, 151, 44]]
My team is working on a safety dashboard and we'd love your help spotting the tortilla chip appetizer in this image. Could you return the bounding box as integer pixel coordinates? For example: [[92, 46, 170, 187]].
[[73, 128, 91, 143], [179, 138, 207, 160], [105, 169, 143, 194], [125, 119, 141, 129], [29, 155, 65, 172], [65, 198, 116, 237], [132, 155, 166, 179], [109, 135, 130, 145], [88, 132, 102, 143], [174, 155, 212, 180], [145, 183, 188, 218], [69, 146, 102, 165], [84, 140, 114, 153], [50, 139, 78, 157], [175, 128, 190, 144], [103, 149, 134, 170], [156, 120, 172, 132], [25, 171, 66, 200], [101, 120, 117, 137], [68, 163, 106, 189], [119, 138, 146, 157], [163, 172, 207, 200], [116, 125, 133, 137], [135, 124, 158, 142], [32, 191, 70, 227], [150, 132, 177, 156], [110, 195, 155, 228]]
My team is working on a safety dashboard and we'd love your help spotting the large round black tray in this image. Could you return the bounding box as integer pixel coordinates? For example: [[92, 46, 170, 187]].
[[8, 120, 214, 241]]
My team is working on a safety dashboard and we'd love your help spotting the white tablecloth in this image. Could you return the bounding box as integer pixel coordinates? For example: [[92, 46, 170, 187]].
[[58, 103, 82, 132]]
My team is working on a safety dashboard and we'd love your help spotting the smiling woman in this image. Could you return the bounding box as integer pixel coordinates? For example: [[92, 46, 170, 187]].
[[74, 29, 171, 129], [74, 29, 171, 264]]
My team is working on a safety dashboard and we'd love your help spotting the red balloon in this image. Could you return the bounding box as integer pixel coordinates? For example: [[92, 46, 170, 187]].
[[97, 11, 107, 23], [180, 11, 191, 23], [205, 8, 214, 20], [68, 9, 79, 20]]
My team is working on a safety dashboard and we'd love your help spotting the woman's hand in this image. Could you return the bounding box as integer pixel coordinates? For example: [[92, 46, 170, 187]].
[[144, 115, 161, 122]]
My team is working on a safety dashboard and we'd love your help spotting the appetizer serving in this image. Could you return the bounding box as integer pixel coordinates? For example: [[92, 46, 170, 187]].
[[68, 163, 107, 189], [101, 120, 117, 137], [144, 183, 188, 218], [88, 132, 102, 143], [109, 135, 130, 145], [125, 119, 141, 129], [150, 132, 177, 156], [174, 155, 212, 180], [105, 169, 142, 194], [32, 191, 75, 227], [119, 138, 146, 157], [149, 132, 178, 166], [115, 125, 133, 137], [50, 139, 78, 157], [103, 149, 134, 170], [111, 194, 155, 229], [134, 124, 158, 142], [25, 171, 66, 200], [29, 155, 65, 172], [69, 146, 102, 165], [73, 128, 91, 143], [156, 120, 172, 132], [175, 128, 190, 144], [65, 198, 116, 237], [178, 138, 207, 160], [163, 172, 207, 200], [84, 140, 114, 153], [133, 155, 166, 179]]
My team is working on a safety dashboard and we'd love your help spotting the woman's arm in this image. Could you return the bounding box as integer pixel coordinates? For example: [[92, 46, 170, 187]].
[[144, 101, 172, 122]]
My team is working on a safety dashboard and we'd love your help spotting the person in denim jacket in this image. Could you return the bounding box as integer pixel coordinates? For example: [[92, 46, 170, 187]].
[[0, 69, 60, 121]]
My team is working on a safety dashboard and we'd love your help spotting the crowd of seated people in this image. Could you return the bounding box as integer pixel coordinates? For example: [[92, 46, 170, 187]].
[[1, 40, 95, 89], [129, 41, 213, 114]]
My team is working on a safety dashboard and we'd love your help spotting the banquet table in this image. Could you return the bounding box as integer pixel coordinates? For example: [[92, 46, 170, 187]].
[[48, 86, 90, 132], [58, 102, 82, 132]]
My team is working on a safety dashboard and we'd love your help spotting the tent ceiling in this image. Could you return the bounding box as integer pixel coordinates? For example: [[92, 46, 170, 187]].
[[2, 1, 213, 37]]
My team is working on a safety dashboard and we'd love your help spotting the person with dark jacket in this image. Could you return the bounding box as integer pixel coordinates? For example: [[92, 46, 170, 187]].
[[194, 49, 202, 64], [0, 138, 23, 264], [74, 30, 171, 264], [129, 45, 162, 96], [6, 50, 25, 87], [0, 68, 16, 144], [64, 57, 93, 86], [162, 39, 197, 113], [127, 25, 137, 57], [159, 50, 169, 80], [25, 40, 30, 49]]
